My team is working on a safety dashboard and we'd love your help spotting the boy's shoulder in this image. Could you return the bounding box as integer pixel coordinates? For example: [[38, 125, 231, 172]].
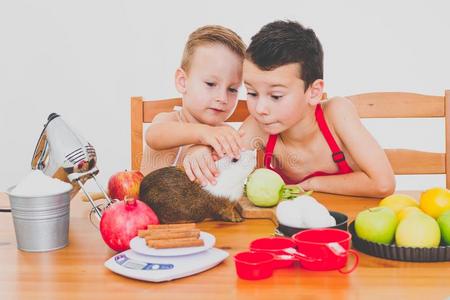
[[152, 111, 180, 123], [322, 96, 361, 135], [322, 96, 358, 120]]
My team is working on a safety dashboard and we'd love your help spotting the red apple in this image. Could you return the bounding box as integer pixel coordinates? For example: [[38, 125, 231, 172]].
[[108, 170, 144, 200]]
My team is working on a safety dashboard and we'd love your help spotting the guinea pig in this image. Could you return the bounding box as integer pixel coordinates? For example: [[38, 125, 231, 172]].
[[138, 150, 256, 223]]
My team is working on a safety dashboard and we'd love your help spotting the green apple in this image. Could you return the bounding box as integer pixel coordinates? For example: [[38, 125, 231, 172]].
[[437, 210, 450, 245], [396, 213, 441, 247], [355, 206, 398, 244]]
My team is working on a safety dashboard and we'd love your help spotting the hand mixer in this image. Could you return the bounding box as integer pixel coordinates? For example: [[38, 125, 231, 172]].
[[31, 113, 113, 219]]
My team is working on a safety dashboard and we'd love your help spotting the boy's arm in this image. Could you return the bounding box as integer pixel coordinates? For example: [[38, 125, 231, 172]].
[[181, 116, 267, 186], [145, 112, 205, 149], [145, 113, 243, 158], [302, 98, 395, 198]]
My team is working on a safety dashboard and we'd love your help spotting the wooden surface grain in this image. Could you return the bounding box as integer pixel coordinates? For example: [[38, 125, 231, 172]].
[[1, 191, 449, 300]]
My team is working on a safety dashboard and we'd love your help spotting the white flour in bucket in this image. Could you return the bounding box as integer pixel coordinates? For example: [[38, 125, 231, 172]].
[[10, 170, 72, 197]]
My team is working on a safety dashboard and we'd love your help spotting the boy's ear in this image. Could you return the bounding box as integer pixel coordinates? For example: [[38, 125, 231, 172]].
[[175, 68, 188, 94], [306, 79, 324, 105]]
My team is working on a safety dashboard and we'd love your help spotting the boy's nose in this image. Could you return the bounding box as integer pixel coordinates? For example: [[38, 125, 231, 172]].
[[215, 89, 228, 104], [255, 98, 269, 115]]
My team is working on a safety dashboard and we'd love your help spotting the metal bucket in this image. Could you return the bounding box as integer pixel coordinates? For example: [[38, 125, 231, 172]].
[[7, 186, 72, 252]]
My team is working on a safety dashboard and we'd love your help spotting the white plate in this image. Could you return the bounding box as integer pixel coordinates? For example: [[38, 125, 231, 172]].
[[129, 231, 215, 257]]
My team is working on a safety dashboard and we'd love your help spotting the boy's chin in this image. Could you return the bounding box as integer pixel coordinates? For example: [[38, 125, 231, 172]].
[[264, 129, 282, 135], [199, 114, 228, 126], [260, 123, 283, 135], [203, 110, 231, 124]]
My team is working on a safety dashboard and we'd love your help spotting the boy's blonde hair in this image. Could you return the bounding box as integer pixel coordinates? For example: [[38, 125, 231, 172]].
[[181, 25, 246, 73]]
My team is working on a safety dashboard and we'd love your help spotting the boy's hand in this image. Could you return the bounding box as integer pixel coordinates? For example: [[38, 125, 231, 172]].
[[298, 179, 312, 192], [183, 145, 219, 186], [198, 125, 245, 159]]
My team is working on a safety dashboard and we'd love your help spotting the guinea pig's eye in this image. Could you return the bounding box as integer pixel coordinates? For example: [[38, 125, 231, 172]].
[[232, 158, 239, 163]]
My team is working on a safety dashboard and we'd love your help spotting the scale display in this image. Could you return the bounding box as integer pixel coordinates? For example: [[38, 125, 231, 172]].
[[114, 254, 174, 271]]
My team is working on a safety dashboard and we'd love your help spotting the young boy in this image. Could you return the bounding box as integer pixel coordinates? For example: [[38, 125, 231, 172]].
[[140, 25, 246, 186], [240, 20, 395, 197], [186, 20, 395, 198]]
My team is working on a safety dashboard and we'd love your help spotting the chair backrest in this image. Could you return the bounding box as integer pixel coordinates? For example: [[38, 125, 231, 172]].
[[348, 91, 450, 187], [131, 90, 450, 187]]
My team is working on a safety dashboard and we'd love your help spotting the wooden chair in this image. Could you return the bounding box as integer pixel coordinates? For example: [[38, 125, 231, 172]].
[[348, 91, 450, 187], [131, 90, 450, 187]]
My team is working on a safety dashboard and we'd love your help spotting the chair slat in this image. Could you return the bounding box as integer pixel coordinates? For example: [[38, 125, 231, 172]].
[[143, 98, 182, 122], [131, 96, 144, 170], [445, 90, 450, 187], [226, 101, 250, 122], [385, 149, 445, 174], [143, 99, 249, 123], [348, 92, 444, 118]]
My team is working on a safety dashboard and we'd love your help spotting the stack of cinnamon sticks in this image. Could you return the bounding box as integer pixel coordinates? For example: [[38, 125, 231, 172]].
[[138, 223, 204, 249]]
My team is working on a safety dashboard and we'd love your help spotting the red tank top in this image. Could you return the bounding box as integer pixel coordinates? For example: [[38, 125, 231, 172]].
[[264, 104, 353, 184]]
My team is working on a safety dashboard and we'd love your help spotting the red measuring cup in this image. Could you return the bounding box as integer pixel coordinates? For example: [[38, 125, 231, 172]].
[[249, 237, 319, 268], [233, 251, 276, 280], [292, 228, 359, 274]]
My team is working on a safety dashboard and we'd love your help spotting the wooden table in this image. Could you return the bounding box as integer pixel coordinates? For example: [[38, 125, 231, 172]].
[[1, 192, 449, 300]]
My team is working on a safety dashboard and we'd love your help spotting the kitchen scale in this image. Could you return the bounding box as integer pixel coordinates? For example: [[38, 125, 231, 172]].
[[104, 232, 229, 282]]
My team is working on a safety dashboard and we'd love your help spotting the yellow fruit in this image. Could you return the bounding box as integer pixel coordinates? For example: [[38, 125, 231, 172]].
[[378, 194, 418, 215], [397, 206, 424, 221], [395, 213, 441, 247], [419, 187, 450, 219]]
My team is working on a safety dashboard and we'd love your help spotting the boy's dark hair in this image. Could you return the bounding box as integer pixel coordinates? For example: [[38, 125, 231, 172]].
[[246, 20, 323, 91]]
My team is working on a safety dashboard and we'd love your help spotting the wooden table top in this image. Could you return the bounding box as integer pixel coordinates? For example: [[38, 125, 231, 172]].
[[1, 191, 449, 300]]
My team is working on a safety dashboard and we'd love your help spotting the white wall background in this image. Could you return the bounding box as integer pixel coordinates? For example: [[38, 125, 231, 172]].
[[1, 0, 449, 192]]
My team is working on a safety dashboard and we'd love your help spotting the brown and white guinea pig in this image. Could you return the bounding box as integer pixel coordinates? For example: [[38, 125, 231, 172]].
[[138, 150, 256, 223]]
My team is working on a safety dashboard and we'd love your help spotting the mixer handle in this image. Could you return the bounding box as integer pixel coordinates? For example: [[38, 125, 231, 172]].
[[31, 113, 60, 170]]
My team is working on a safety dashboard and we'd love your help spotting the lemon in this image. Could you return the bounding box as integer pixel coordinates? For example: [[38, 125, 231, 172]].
[[420, 187, 450, 219], [378, 194, 419, 215], [397, 206, 423, 221]]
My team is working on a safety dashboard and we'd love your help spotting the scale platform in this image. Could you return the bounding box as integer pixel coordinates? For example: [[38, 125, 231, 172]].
[[105, 248, 229, 282]]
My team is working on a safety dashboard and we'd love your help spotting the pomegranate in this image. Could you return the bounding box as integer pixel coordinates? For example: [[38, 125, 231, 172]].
[[100, 197, 159, 251]]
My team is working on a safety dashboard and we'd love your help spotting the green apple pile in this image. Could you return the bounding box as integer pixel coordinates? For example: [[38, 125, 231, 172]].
[[355, 188, 450, 247]]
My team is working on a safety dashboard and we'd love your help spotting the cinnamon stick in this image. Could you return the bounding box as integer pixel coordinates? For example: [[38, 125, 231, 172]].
[[144, 229, 200, 240], [139, 227, 198, 237], [147, 223, 196, 230], [146, 237, 204, 249]]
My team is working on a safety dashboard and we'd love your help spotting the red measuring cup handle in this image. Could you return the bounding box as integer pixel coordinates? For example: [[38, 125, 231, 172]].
[[338, 249, 359, 274], [273, 254, 297, 261], [283, 248, 322, 263]]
